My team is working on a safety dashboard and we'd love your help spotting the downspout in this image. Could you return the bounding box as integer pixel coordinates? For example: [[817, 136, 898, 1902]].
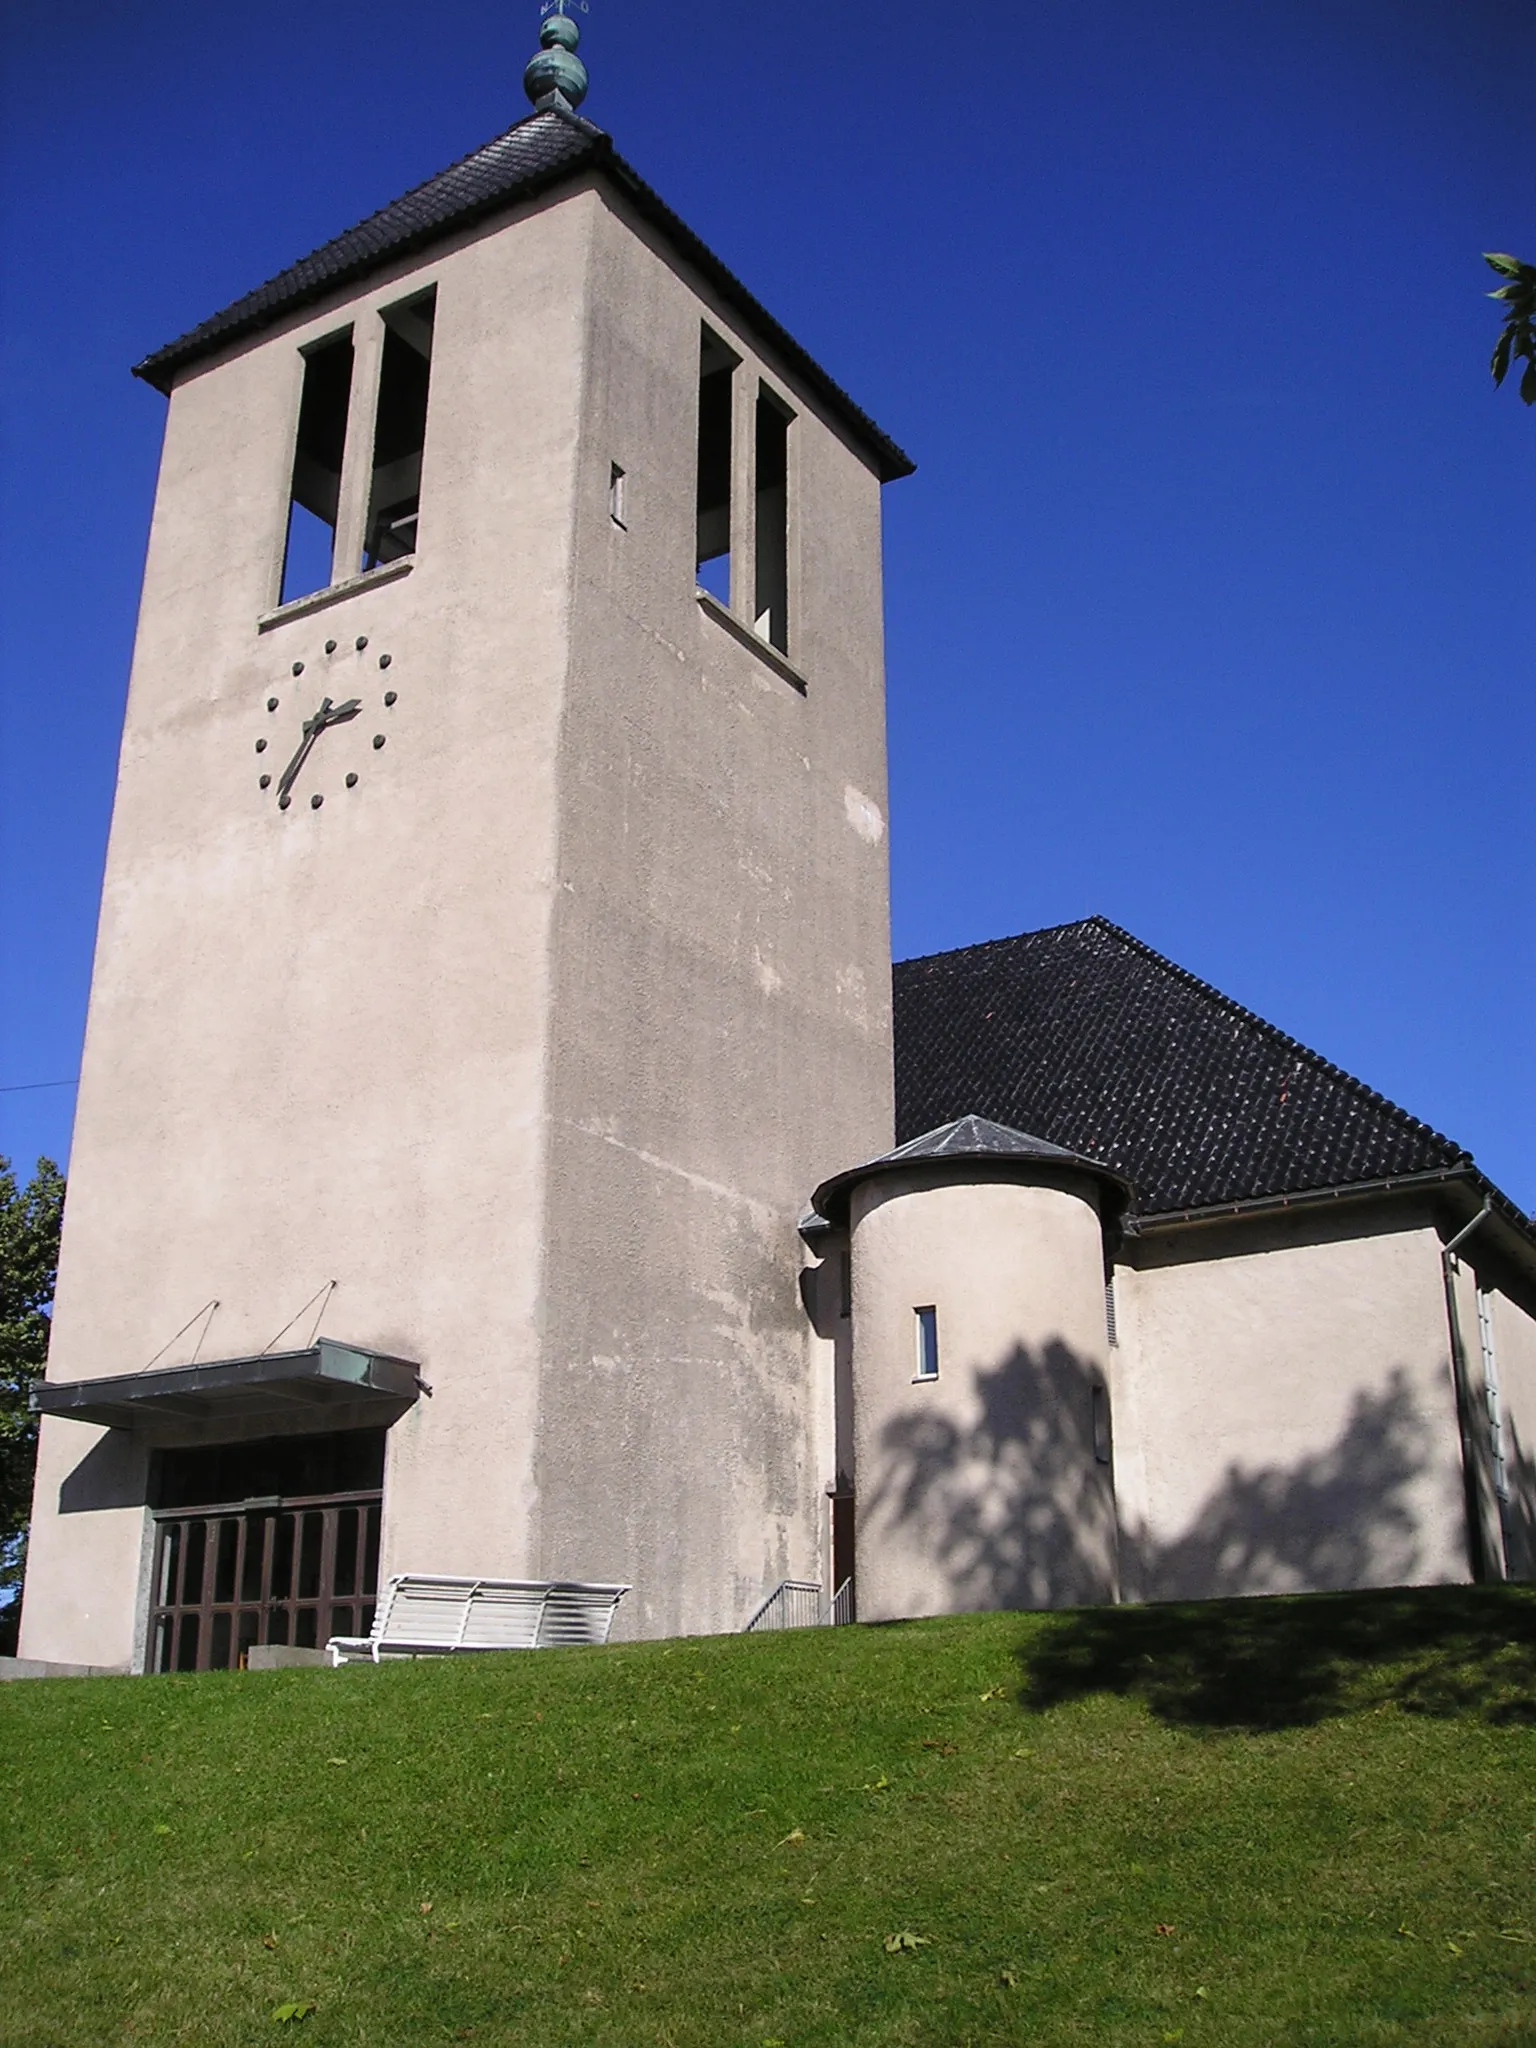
[[1441, 1197, 1494, 1582]]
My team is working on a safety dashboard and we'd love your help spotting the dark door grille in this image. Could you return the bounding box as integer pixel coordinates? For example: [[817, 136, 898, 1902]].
[[150, 1490, 381, 1672]]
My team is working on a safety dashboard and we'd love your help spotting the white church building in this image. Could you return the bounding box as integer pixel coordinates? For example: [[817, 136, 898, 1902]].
[[19, 13, 1535, 1673]]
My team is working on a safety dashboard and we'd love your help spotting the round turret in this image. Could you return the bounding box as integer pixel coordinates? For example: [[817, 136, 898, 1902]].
[[812, 1116, 1130, 1624]]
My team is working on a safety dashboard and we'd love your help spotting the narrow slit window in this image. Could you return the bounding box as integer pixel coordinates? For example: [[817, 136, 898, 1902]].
[[695, 327, 737, 604], [754, 387, 791, 651], [838, 1250, 852, 1321], [280, 330, 354, 606], [1104, 1276, 1120, 1348], [609, 462, 628, 528], [914, 1306, 939, 1382], [361, 290, 436, 573]]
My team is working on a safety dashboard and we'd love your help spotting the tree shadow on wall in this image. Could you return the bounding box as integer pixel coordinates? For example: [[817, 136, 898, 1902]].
[[866, 1339, 1117, 1613], [1124, 1367, 1431, 1606], [869, 1341, 1535, 1728]]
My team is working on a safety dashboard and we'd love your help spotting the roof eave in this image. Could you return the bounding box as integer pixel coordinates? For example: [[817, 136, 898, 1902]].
[[129, 120, 915, 483], [1131, 1165, 1536, 1281], [812, 1145, 1132, 1232], [131, 115, 611, 396]]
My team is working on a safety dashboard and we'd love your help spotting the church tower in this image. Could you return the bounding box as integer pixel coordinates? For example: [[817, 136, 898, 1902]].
[[21, 11, 911, 1670]]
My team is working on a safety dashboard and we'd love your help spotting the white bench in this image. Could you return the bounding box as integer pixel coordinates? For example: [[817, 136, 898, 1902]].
[[326, 1575, 629, 1664]]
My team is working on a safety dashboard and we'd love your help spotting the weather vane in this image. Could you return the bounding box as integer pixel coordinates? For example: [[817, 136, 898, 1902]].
[[541, 1, 589, 17]]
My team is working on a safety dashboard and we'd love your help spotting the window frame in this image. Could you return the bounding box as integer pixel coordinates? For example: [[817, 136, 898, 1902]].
[[913, 1305, 940, 1383]]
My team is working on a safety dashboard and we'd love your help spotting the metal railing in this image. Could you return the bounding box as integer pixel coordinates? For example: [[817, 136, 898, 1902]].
[[743, 1577, 854, 1633]]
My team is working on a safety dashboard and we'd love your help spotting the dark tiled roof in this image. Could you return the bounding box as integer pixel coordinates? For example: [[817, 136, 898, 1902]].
[[132, 109, 914, 483], [812, 1113, 1129, 1226], [893, 917, 1472, 1218]]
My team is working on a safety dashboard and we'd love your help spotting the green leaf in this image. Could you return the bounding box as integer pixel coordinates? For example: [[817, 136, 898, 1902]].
[[1491, 330, 1514, 385], [1520, 358, 1536, 405], [272, 2001, 317, 2024], [1484, 252, 1522, 278]]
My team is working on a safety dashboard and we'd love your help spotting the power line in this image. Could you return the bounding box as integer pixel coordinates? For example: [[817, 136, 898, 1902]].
[[0, 1078, 79, 1094]]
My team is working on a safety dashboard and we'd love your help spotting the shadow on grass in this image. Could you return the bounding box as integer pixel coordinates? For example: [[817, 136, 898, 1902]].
[[1017, 1583, 1536, 1731]]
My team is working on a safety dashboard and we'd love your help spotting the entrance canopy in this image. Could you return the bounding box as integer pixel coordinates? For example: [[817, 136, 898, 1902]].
[[32, 1341, 425, 1432]]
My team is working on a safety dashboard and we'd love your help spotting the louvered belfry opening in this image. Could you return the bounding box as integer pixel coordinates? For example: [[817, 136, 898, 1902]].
[[149, 1430, 385, 1672]]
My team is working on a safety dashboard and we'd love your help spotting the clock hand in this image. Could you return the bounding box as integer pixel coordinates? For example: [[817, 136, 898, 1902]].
[[273, 696, 364, 806], [274, 698, 333, 805]]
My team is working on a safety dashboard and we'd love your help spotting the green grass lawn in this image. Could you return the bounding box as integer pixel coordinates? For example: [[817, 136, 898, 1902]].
[[2, 1586, 1533, 2047]]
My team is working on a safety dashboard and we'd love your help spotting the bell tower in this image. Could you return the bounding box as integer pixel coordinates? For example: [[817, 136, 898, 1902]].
[[20, 11, 911, 1668]]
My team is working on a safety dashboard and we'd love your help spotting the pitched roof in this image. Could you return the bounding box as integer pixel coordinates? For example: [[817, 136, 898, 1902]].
[[811, 1113, 1129, 1226], [893, 916, 1474, 1219], [131, 109, 914, 483]]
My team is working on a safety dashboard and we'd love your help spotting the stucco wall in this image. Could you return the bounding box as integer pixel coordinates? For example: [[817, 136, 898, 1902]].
[[1487, 1284, 1536, 1580], [23, 183, 594, 1665], [1114, 1207, 1470, 1603], [22, 171, 897, 1664], [535, 190, 894, 1639], [850, 1171, 1116, 1624]]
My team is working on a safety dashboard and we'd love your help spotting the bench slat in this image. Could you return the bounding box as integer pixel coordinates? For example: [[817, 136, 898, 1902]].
[[326, 1576, 628, 1664]]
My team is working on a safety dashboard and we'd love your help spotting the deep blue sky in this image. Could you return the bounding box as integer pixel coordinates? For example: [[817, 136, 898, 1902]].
[[1, 0, 1532, 1207]]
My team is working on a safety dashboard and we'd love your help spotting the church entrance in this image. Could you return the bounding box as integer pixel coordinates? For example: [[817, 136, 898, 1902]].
[[148, 1429, 385, 1672]]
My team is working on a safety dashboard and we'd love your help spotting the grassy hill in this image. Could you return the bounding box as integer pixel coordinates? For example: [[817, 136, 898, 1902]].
[[2, 1585, 1533, 2047]]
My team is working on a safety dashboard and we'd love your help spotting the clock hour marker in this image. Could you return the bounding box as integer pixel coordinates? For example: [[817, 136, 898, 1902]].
[[356, 636, 369, 651], [256, 738, 268, 753], [373, 734, 387, 750], [346, 773, 359, 789], [325, 639, 337, 655], [292, 661, 304, 677], [267, 697, 279, 712], [384, 691, 397, 707], [379, 654, 392, 670], [259, 774, 271, 790], [279, 794, 292, 810], [311, 794, 324, 809]]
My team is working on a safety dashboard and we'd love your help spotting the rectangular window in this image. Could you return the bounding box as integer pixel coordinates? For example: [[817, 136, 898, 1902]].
[[609, 462, 628, 528], [280, 330, 354, 605], [754, 387, 791, 651], [361, 290, 436, 572], [695, 326, 737, 604], [914, 1305, 939, 1382], [1092, 1383, 1112, 1465], [839, 1250, 852, 1321]]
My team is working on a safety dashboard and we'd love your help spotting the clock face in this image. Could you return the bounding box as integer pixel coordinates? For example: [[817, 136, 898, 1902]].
[[253, 632, 399, 812]]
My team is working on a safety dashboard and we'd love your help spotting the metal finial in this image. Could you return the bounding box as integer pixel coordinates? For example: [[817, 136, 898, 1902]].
[[525, 0, 590, 112]]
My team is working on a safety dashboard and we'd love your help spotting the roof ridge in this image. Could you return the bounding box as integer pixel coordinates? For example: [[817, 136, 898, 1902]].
[[134, 111, 603, 385], [129, 111, 915, 480], [894, 914, 1106, 974], [895, 914, 1467, 1166], [1081, 918, 1468, 1162]]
